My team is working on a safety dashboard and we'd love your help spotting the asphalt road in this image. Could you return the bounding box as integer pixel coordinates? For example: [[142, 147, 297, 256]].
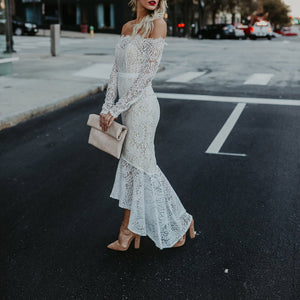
[[0, 88, 299, 299]]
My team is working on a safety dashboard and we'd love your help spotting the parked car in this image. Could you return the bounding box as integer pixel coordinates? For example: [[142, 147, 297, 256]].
[[197, 24, 236, 39], [274, 27, 298, 36], [235, 23, 252, 37], [13, 17, 38, 36], [249, 21, 273, 40], [234, 27, 246, 39]]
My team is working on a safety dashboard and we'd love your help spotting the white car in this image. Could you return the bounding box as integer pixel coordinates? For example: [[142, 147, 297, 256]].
[[234, 28, 246, 39], [249, 21, 273, 40]]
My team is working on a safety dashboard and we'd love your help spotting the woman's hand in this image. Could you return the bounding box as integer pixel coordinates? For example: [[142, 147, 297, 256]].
[[99, 112, 116, 131]]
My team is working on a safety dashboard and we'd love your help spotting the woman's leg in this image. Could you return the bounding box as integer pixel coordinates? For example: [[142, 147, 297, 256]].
[[107, 209, 140, 251], [122, 209, 130, 226]]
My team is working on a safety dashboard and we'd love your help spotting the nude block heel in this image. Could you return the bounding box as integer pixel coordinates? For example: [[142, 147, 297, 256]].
[[134, 235, 140, 249], [173, 218, 195, 248], [107, 221, 141, 251], [189, 219, 195, 239]]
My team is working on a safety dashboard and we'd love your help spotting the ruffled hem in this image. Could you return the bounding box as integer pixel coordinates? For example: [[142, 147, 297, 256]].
[[110, 157, 193, 249]]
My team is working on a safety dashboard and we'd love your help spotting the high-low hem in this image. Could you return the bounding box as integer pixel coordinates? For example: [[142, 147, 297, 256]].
[[109, 157, 193, 249]]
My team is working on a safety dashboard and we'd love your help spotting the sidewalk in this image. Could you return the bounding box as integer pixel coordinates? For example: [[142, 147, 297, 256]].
[[0, 31, 169, 131], [36, 29, 98, 39], [0, 32, 120, 131]]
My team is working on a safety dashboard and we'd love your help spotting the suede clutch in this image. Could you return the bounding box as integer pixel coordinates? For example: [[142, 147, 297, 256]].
[[87, 114, 127, 159]]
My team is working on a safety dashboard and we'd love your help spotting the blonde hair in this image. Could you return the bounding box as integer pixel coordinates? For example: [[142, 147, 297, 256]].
[[128, 0, 168, 39]]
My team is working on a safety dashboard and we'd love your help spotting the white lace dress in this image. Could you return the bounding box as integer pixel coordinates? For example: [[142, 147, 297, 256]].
[[100, 34, 193, 249]]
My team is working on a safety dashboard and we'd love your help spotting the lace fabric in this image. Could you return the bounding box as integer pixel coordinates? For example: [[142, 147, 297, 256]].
[[100, 34, 193, 249], [100, 59, 118, 115], [110, 157, 193, 249], [100, 35, 166, 118]]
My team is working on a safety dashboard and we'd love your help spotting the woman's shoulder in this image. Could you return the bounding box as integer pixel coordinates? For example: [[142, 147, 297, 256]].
[[150, 18, 167, 39], [121, 20, 135, 35], [153, 18, 167, 27]]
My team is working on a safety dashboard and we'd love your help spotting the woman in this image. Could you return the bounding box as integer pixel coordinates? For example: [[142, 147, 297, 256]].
[[99, 0, 195, 251]]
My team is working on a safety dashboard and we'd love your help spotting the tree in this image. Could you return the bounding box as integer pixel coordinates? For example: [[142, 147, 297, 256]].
[[224, 0, 258, 24], [238, 0, 257, 23], [261, 0, 290, 27], [225, 0, 239, 24], [196, 0, 205, 29], [207, 0, 225, 24]]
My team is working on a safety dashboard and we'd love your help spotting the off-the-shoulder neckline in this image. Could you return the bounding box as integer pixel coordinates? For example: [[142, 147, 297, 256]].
[[119, 34, 166, 42]]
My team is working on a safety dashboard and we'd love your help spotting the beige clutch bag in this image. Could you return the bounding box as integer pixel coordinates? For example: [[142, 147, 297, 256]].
[[87, 114, 127, 159]]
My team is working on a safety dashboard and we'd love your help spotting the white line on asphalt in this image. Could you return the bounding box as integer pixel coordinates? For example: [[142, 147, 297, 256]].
[[156, 92, 300, 106], [166, 71, 206, 83], [243, 73, 274, 85], [205, 103, 246, 156], [213, 152, 247, 157]]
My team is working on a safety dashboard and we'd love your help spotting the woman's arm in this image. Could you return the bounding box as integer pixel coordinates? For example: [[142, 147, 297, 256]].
[[107, 19, 167, 119], [100, 58, 118, 115], [100, 22, 131, 131], [100, 22, 134, 116]]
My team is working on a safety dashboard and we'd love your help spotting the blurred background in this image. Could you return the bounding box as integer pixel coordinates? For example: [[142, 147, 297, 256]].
[[1, 0, 300, 74], [1, 0, 299, 299]]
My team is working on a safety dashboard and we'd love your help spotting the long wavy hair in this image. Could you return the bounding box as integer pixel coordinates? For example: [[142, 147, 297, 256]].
[[128, 0, 168, 39]]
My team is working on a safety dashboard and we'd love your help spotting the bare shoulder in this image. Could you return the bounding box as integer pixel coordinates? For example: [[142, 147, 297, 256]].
[[150, 18, 167, 39], [153, 18, 167, 27], [121, 20, 135, 35]]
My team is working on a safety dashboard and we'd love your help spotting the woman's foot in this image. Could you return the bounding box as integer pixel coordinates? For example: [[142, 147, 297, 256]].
[[107, 209, 140, 251], [172, 233, 186, 247], [173, 219, 195, 248], [107, 221, 140, 251]]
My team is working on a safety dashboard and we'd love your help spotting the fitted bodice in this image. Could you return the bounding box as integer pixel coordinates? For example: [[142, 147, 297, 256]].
[[100, 34, 166, 118], [115, 35, 144, 74]]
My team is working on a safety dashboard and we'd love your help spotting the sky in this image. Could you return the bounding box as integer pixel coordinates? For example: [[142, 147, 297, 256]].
[[283, 0, 300, 17]]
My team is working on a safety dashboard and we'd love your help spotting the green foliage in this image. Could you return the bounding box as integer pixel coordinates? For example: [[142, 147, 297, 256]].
[[261, 0, 291, 27], [238, 0, 257, 21]]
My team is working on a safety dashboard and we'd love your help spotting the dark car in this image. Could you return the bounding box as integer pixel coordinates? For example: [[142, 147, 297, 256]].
[[13, 17, 38, 36], [197, 24, 236, 40]]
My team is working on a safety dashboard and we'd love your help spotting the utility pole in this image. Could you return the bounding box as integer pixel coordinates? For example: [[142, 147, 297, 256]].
[[57, 0, 61, 25], [4, 0, 15, 53], [173, 0, 178, 36]]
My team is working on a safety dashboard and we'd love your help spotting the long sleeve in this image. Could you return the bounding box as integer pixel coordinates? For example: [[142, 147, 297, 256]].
[[108, 38, 165, 118], [100, 58, 118, 115]]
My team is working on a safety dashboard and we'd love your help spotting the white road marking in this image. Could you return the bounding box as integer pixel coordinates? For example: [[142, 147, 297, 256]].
[[157, 92, 300, 157], [156, 92, 300, 106], [244, 73, 274, 85], [74, 63, 113, 79], [205, 103, 246, 156], [214, 152, 246, 157], [166, 71, 206, 83]]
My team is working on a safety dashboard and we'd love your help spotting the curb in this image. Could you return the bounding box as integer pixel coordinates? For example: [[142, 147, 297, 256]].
[[0, 83, 107, 131]]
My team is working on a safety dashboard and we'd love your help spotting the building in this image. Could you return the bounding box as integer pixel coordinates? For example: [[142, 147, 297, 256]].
[[14, 0, 132, 33], [212, 11, 241, 25]]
